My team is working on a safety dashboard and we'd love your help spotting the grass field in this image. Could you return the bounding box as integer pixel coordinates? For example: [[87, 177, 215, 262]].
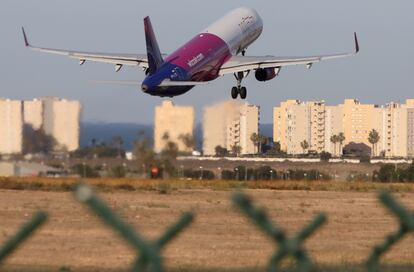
[[1, 178, 414, 271], [1, 177, 414, 193]]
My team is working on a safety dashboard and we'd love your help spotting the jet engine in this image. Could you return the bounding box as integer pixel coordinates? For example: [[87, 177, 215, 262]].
[[254, 67, 281, 81]]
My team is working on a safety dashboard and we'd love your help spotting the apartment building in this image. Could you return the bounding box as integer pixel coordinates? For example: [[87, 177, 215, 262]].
[[341, 99, 376, 148], [324, 106, 344, 155], [408, 108, 414, 157], [274, 99, 414, 157], [22, 97, 82, 152], [23, 99, 43, 130], [154, 100, 195, 153], [274, 100, 326, 155], [0, 99, 23, 154], [42, 97, 82, 152], [203, 100, 259, 155]]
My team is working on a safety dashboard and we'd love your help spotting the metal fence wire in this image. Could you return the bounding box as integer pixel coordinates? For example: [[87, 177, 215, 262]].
[[0, 185, 413, 271]]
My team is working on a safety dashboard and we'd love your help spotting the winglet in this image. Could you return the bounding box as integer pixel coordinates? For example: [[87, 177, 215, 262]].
[[22, 27, 30, 47], [354, 32, 359, 53]]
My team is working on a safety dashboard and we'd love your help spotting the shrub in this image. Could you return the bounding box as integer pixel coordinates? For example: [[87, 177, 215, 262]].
[[320, 152, 332, 162], [111, 166, 127, 178], [377, 164, 396, 182], [221, 170, 235, 180], [359, 155, 371, 164], [71, 164, 99, 178]]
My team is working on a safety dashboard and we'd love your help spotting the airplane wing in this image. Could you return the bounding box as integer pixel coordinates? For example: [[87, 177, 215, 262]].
[[22, 27, 152, 70], [219, 33, 359, 76]]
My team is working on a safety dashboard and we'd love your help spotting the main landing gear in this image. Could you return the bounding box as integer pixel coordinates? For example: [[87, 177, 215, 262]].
[[231, 71, 249, 99]]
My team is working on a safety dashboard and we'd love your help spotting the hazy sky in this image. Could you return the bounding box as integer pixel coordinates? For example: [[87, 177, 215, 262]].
[[1, 0, 414, 124]]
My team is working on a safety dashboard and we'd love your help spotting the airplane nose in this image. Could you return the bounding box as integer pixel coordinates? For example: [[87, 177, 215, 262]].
[[141, 84, 148, 92]]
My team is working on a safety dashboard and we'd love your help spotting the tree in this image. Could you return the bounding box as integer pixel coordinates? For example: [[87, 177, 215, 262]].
[[22, 124, 57, 154], [330, 135, 339, 156], [300, 140, 309, 154], [250, 133, 259, 154], [162, 132, 170, 141], [178, 133, 195, 153], [320, 152, 332, 162], [133, 134, 156, 175], [159, 140, 179, 177], [231, 144, 242, 157], [337, 133, 345, 156], [215, 145, 228, 157], [368, 129, 380, 157], [258, 134, 268, 154], [112, 136, 124, 158], [250, 133, 267, 154]]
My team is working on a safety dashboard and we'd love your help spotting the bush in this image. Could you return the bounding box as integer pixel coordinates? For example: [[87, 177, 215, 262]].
[[183, 169, 215, 180], [359, 155, 371, 164], [71, 164, 99, 178], [377, 164, 396, 182], [221, 170, 235, 180], [320, 152, 332, 162], [111, 166, 127, 178]]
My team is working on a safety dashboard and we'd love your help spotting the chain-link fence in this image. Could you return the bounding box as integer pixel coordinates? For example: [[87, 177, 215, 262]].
[[1, 184, 413, 271]]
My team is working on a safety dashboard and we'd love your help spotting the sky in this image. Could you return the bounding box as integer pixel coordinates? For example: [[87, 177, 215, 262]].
[[1, 0, 414, 124]]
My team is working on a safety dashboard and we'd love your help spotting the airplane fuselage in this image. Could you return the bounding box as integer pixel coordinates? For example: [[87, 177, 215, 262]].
[[142, 7, 263, 97]]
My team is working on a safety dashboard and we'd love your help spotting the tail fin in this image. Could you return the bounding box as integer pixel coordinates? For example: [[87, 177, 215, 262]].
[[144, 16, 164, 75]]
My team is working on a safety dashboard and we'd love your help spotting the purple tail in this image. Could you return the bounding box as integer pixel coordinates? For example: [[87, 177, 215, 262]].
[[144, 16, 164, 75]]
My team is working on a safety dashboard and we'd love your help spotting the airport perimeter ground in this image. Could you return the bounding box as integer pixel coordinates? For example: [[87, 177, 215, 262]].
[[1, 179, 414, 271]]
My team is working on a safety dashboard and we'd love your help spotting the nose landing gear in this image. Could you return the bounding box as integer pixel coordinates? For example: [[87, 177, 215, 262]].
[[231, 71, 249, 99]]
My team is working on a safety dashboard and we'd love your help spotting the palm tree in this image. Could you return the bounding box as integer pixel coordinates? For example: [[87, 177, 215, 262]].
[[231, 144, 242, 157], [258, 134, 268, 154], [337, 133, 345, 156], [178, 133, 195, 153], [368, 129, 380, 157], [330, 135, 339, 156], [300, 140, 309, 154], [250, 133, 259, 154], [112, 136, 124, 158]]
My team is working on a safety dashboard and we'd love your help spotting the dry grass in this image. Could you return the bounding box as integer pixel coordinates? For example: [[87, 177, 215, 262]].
[[1, 188, 414, 271], [1, 176, 414, 193]]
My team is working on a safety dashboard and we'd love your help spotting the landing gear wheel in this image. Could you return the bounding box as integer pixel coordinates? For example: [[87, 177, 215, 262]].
[[231, 87, 238, 99], [239, 87, 247, 99]]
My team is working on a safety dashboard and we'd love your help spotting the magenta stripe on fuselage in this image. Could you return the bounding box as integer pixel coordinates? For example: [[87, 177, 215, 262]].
[[165, 33, 232, 81]]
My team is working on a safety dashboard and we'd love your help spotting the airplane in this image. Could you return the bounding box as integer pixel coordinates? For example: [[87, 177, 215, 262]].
[[22, 6, 359, 99]]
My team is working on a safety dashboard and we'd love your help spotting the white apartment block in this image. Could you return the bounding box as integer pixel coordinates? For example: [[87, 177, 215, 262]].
[[23, 97, 82, 152], [203, 100, 259, 156], [408, 108, 414, 157], [42, 97, 81, 152], [23, 99, 43, 130], [274, 100, 326, 155], [154, 101, 195, 153], [324, 106, 344, 155], [0, 99, 23, 154]]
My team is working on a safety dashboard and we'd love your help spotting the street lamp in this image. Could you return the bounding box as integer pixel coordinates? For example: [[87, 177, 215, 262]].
[[180, 165, 184, 178], [199, 166, 203, 180], [270, 170, 273, 181], [82, 162, 86, 178], [217, 167, 222, 180], [235, 167, 239, 180]]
